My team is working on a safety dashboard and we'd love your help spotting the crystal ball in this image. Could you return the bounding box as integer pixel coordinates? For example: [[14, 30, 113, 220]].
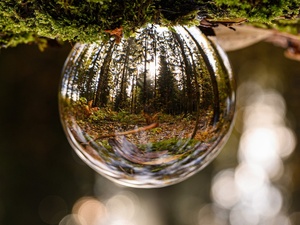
[[59, 24, 236, 188]]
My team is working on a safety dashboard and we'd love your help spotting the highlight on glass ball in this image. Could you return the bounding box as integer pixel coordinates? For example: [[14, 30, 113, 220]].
[[59, 24, 236, 188]]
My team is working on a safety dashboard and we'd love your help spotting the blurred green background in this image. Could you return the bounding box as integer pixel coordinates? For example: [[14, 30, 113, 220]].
[[1, 39, 300, 225]]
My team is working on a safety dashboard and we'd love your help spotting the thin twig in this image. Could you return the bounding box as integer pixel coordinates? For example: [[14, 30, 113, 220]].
[[94, 122, 159, 140]]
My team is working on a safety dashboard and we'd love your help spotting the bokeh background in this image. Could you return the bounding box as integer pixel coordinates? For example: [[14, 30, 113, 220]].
[[1, 37, 300, 225]]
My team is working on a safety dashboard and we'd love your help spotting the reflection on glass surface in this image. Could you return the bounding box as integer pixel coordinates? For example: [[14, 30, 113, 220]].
[[59, 24, 236, 188]]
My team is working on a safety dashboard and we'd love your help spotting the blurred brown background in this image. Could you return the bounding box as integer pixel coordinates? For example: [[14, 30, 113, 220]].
[[1, 40, 300, 225]]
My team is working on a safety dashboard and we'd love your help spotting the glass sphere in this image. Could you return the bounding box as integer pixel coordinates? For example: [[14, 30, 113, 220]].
[[59, 24, 236, 188]]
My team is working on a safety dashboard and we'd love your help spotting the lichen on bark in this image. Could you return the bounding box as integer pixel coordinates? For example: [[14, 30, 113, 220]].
[[0, 0, 299, 48]]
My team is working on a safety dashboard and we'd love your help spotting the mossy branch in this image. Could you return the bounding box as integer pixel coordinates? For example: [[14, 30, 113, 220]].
[[0, 0, 299, 48]]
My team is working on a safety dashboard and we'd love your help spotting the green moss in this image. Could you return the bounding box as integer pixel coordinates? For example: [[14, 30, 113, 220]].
[[267, 18, 300, 35], [214, 0, 300, 22], [0, 0, 299, 48]]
